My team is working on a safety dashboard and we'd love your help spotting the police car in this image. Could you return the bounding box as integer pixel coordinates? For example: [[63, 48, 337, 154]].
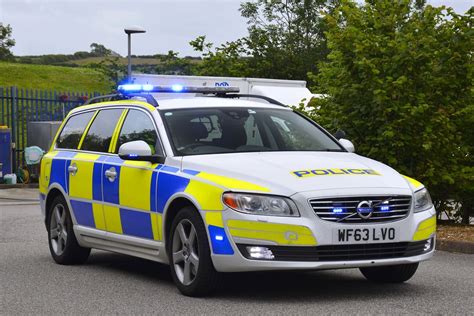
[[39, 85, 436, 296]]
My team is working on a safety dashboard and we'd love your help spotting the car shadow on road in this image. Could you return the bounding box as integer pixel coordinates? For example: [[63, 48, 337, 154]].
[[86, 251, 427, 302], [86, 250, 174, 283]]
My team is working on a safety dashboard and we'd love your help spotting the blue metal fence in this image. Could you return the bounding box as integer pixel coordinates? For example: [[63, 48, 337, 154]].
[[0, 87, 100, 171]]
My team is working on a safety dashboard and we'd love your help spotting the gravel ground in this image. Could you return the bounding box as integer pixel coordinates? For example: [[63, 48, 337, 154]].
[[438, 224, 474, 243]]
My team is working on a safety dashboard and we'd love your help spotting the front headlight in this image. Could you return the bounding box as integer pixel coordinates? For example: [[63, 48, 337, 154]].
[[414, 188, 433, 212], [222, 192, 299, 217]]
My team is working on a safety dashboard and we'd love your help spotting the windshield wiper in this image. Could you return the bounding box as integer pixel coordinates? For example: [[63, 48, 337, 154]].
[[316, 148, 345, 152]]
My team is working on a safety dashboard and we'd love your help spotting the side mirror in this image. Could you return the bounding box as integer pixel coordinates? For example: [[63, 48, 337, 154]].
[[118, 140, 165, 164], [339, 138, 355, 153], [333, 129, 346, 139]]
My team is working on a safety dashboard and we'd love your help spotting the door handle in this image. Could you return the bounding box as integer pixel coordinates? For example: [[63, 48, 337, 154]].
[[105, 167, 117, 182], [68, 164, 78, 176]]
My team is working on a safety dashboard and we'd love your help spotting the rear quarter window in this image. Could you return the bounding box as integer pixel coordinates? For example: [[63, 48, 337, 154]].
[[56, 111, 95, 149]]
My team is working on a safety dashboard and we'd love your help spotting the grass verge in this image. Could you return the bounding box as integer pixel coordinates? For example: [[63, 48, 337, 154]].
[[0, 62, 112, 92]]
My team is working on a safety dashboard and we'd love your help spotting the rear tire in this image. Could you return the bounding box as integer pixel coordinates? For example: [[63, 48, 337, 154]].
[[167, 206, 223, 297], [47, 195, 90, 265], [360, 263, 419, 283]]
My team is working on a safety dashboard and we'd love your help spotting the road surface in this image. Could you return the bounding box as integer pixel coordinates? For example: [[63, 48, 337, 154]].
[[1, 201, 473, 315]]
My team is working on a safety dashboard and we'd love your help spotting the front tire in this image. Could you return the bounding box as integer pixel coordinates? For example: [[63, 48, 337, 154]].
[[360, 263, 419, 283], [168, 206, 222, 297], [47, 195, 90, 265]]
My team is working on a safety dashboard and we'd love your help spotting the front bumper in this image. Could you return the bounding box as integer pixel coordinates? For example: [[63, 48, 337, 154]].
[[212, 244, 434, 272], [208, 187, 436, 272]]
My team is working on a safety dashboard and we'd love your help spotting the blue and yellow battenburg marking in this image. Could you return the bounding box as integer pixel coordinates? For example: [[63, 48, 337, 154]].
[[292, 168, 381, 178], [41, 151, 268, 255]]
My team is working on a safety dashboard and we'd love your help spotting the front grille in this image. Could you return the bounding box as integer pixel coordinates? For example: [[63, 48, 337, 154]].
[[238, 241, 428, 262], [310, 195, 412, 223]]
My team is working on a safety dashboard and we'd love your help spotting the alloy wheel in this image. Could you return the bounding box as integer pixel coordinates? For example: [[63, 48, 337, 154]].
[[50, 204, 68, 256], [172, 219, 200, 286]]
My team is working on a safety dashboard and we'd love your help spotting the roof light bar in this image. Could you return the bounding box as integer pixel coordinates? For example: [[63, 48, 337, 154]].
[[117, 84, 240, 94]]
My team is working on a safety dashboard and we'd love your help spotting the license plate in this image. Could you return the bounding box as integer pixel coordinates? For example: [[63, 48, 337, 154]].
[[333, 227, 397, 243]]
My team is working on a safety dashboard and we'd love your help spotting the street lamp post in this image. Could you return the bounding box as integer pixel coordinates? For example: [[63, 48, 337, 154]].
[[124, 26, 146, 82]]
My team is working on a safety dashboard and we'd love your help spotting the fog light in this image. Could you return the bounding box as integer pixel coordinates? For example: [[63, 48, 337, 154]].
[[246, 246, 274, 260], [424, 238, 433, 251]]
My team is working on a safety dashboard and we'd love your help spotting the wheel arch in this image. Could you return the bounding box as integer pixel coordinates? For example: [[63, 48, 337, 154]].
[[44, 184, 74, 226], [163, 195, 202, 249]]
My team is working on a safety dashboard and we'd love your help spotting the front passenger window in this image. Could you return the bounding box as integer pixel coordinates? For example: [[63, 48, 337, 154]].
[[116, 110, 160, 155]]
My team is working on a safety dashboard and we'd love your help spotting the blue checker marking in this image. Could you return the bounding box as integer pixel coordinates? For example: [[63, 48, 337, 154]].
[[161, 165, 179, 173], [55, 151, 77, 158], [182, 169, 200, 176], [102, 163, 121, 205], [208, 225, 234, 255], [120, 208, 153, 239], [157, 173, 190, 213], [64, 160, 71, 194], [150, 167, 161, 212], [106, 156, 124, 164], [70, 200, 95, 228], [50, 159, 68, 191], [92, 156, 107, 201]]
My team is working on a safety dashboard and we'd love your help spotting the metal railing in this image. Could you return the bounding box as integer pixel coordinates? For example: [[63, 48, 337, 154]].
[[0, 87, 100, 170]]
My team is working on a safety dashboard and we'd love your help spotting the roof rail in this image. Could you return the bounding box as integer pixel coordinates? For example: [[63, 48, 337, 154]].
[[214, 93, 287, 107], [83, 88, 286, 109], [84, 93, 159, 107]]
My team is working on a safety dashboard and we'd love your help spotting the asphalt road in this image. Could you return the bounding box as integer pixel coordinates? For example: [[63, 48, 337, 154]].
[[1, 202, 473, 315]]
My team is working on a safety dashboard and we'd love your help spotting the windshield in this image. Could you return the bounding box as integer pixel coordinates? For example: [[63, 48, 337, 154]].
[[161, 107, 344, 156]]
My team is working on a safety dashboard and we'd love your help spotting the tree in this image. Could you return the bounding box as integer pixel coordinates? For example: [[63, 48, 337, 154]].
[[155, 50, 193, 75], [87, 56, 124, 89], [305, 0, 473, 218], [90, 43, 112, 57], [0, 23, 15, 61], [191, 0, 335, 82]]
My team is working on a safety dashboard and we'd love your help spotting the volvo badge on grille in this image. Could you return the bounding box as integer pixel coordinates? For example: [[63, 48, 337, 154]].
[[357, 200, 374, 219]]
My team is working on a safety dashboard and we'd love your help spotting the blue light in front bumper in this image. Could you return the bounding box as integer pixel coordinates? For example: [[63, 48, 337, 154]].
[[208, 225, 234, 255], [333, 207, 344, 213]]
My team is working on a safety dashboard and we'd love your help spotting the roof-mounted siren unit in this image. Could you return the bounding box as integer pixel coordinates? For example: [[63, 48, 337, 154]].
[[117, 84, 240, 95]]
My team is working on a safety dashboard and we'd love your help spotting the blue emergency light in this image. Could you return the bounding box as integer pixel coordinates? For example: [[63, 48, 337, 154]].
[[333, 207, 344, 214], [117, 84, 240, 94]]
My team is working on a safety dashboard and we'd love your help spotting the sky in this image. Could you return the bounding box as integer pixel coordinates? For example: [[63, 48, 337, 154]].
[[0, 0, 472, 57]]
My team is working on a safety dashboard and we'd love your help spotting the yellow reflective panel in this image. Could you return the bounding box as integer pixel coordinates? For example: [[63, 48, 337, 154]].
[[92, 203, 106, 230], [413, 216, 436, 241], [205, 211, 224, 228], [39, 151, 59, 194], [197, 172, 270, 192], [75, 101, 157, 113], [119, 161, 153, 211], [103, 205, 122, 234], [402, 175, 424, 190], [150, 212, 162, 241], [184, 180, 224, 210], [69, 153, 101, 200], [227, 220, 317, 246]]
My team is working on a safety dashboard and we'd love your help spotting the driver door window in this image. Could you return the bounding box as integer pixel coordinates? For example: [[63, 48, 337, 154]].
[[116, 110, 161, 155]]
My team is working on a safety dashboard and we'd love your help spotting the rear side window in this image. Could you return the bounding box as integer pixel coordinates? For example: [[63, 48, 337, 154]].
[[81, 109, 123, 153], [116, 110, 160, 155], [56, 111, 95, 149]]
